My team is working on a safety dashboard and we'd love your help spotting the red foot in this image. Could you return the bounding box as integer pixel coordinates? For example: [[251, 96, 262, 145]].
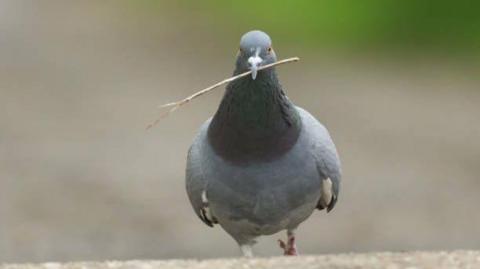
[[278, 235, 298, 256]]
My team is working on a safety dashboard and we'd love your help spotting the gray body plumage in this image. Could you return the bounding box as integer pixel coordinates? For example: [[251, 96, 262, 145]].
[[185, 30, 341, 254], [186, 107, 340, 245]]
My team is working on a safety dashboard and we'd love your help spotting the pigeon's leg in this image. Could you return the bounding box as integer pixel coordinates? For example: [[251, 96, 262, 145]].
[[278, 229, 298, 256], [239, 244, 254, 258]]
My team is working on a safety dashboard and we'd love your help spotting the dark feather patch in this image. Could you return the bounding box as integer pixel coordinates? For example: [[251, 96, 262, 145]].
[[327, 194, 337, 213], [200, 208, 214, 227]]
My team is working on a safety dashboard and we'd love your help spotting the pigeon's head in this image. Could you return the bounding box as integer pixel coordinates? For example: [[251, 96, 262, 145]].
[[237, 30, 277, 80]]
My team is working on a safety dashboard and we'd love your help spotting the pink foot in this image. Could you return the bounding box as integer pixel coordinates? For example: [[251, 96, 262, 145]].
[[278, 235, 298, 256]]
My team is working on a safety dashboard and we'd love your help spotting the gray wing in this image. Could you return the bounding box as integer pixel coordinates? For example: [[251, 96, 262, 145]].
[[298, 107, 341, 212], [185, 119, 217, 227], [314, 141, 341, 212]]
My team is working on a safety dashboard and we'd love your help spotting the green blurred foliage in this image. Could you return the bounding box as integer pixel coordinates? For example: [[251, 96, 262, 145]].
[[130, 0, 480, 52]]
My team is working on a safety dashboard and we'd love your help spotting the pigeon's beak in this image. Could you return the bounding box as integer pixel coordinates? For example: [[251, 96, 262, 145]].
[[247, 47, 263, 80]]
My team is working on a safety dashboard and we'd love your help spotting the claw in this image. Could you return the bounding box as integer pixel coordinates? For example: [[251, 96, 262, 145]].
[[278, 236, 298, 256]]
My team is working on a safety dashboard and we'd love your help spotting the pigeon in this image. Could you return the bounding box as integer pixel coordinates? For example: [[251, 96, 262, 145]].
[[186, 30, 341, 257]]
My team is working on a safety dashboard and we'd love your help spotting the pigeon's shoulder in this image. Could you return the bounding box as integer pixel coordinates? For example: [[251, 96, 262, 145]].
[[186, 118, 217, 227], [295, 107, 337, 151], [296, 106, 342, 212]]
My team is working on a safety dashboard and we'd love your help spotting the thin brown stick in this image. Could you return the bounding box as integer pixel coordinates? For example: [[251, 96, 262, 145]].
[[146, 57, 300, 130]]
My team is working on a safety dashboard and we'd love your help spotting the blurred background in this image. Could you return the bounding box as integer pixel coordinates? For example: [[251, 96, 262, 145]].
[[1, 0, 479, 263]]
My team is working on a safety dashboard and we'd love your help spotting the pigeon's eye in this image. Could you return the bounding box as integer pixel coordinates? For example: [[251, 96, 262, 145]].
[[239, 47, 243, 53], [267, 47, 272, 53]]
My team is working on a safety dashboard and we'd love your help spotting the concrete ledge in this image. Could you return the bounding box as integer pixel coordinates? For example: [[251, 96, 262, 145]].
[[2, 251, 479, 269]]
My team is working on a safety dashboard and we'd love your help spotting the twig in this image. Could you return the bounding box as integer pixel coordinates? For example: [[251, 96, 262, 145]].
[[146, 57, 300, 130]]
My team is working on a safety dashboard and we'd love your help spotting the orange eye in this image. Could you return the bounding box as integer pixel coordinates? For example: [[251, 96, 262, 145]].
[[267, 47, 272, 53]]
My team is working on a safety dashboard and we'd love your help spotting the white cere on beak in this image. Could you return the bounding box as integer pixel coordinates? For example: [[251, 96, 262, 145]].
[[247, 48, 263, 80]]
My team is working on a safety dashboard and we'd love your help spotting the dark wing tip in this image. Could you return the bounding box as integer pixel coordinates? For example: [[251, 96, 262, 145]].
[[326, 194, 338, 213], [200, 209, 215, 227], [317, 194, 338, 213]]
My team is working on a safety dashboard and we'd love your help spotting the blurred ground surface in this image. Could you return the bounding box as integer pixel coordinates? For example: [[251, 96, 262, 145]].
[[2, 251, 480, 269], [1, 0, 480, 263]]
